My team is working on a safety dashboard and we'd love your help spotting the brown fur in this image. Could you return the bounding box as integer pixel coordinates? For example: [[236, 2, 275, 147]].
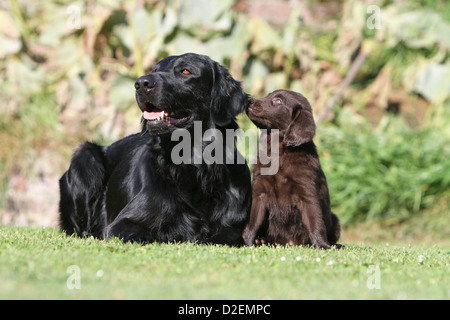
[[242, 90, 342, 249]]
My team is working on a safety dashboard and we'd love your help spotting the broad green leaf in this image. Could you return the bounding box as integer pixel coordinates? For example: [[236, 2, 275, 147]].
[[109, 75, 136, 111], [414, 62, 450, 102]]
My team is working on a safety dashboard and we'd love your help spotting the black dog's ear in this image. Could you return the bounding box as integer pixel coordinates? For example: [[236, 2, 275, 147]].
[[283, 101, 316, 147], [210, 62, 250, 127]]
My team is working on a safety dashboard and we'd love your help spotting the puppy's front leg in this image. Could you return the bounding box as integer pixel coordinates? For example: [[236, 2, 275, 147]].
[[300, 201, 332, 249], [242, 194, 267, 247]]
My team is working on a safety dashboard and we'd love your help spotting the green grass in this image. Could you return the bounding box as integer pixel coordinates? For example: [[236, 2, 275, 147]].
[[0, 227, 448, 300]]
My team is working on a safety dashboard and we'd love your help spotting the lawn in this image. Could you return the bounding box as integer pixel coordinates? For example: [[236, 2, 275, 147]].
[[0, 226, 448, 300]]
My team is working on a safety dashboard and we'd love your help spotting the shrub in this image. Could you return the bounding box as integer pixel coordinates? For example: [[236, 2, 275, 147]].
[[318, 110, 450, 224]]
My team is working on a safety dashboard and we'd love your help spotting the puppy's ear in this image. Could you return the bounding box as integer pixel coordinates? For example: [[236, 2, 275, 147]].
[[210, 62, 250, 127], [283, 102, 316, 147]]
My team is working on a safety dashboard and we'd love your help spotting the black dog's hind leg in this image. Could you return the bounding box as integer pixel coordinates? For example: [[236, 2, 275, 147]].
[[59, 142, 107, 238]]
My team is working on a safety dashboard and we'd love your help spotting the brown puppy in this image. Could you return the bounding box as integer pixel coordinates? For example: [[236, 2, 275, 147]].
[[242, 90, 341, 249]]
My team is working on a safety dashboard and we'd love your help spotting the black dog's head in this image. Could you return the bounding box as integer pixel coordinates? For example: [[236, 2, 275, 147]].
[[247, 89, 316, 147], [135, 53, 249, 135]]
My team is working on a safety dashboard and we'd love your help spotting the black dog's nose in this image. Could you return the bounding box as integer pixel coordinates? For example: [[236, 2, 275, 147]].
[[135, 75, 156, 92]]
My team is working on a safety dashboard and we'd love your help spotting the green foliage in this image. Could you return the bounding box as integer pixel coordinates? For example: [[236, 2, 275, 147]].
[[318, 109, 450, 223]]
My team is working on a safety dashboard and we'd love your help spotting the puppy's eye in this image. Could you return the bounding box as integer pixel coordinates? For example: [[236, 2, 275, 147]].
[[181, 69, 191, 75], [272, 98, 282, 105]]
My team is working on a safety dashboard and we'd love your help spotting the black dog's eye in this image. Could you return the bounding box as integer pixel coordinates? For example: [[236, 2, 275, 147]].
[[272, 98, 282, 105], [181, 68, 191, 75]]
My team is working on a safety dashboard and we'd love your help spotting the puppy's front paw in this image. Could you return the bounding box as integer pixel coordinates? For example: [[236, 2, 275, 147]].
[[242, 228, 256, 247], [254, 236, 267, 246]]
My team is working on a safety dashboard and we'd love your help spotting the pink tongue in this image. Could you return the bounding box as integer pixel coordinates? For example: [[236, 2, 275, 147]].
[[143, 111, 168, 120]]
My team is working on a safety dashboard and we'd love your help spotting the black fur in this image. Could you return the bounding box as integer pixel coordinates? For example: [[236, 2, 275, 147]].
[[59, 53, 251, 245]]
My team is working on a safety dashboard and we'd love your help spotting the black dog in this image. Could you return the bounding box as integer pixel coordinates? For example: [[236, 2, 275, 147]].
[[59, 53, 252, 245], [242, 90, 341, 249]]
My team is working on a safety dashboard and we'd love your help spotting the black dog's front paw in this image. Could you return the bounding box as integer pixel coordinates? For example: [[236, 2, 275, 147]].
[[106, 218, 153, 244]]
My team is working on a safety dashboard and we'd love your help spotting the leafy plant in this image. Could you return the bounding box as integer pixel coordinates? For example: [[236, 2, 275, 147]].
[[318, 109, 450, 223]]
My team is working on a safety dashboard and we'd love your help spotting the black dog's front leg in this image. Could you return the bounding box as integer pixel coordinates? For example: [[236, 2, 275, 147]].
[[105, 217, 154, 244], [201, 227, 244, 246], [104, 194, 155, 243]]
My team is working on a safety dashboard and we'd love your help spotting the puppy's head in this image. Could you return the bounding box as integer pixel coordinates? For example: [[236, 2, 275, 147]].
[[247, 89, 316, 146]]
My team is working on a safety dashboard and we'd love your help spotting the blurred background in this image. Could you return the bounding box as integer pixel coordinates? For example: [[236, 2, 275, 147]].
[[0, 0, 449, 244]]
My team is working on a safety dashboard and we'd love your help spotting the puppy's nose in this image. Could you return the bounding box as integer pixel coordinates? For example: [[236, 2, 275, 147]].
[[135, 75, 156, 93], [246, 98, 255, 112], [245, 98, 256, 113]]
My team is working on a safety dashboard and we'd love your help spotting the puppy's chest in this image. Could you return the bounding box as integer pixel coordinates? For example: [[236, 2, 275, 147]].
[[254, 170, 299, 201]]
